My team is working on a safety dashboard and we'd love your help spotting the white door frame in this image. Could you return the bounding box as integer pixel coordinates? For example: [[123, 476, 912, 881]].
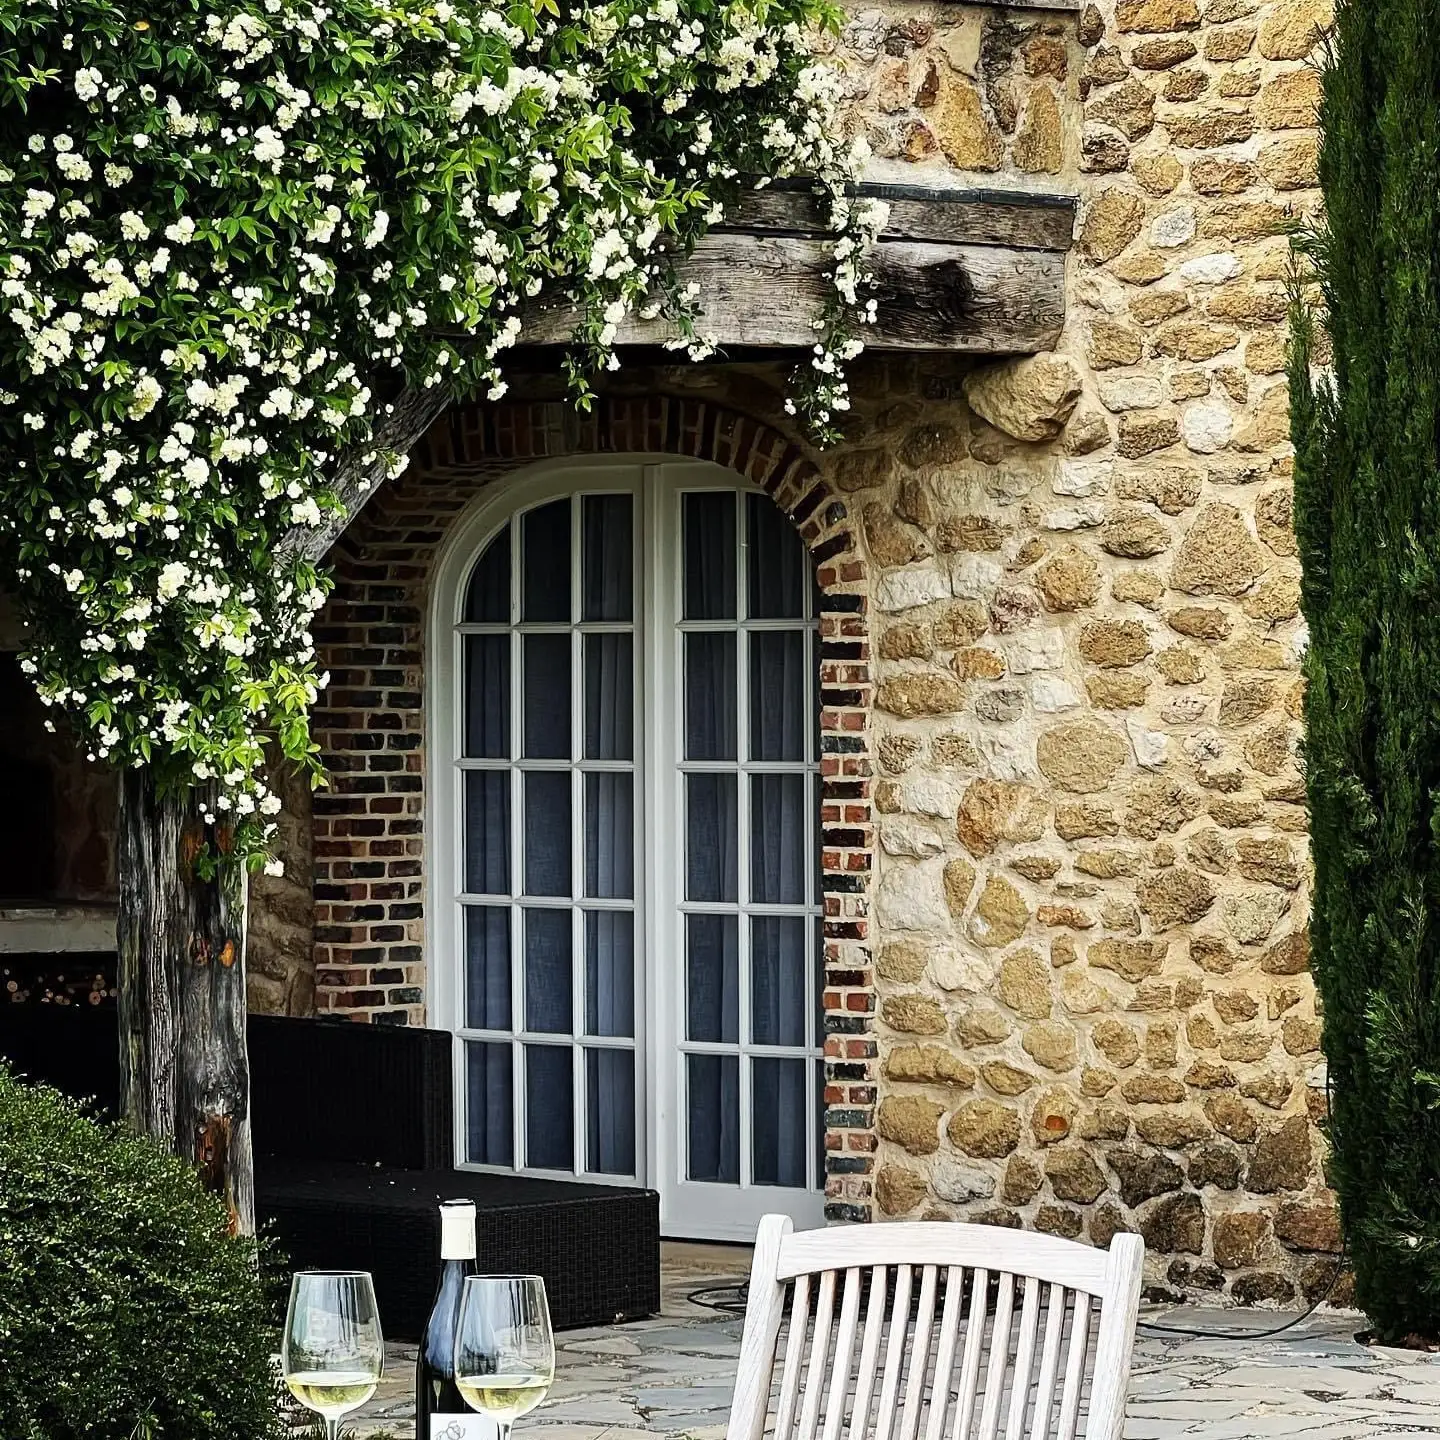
[[426, 455, 824, 1238], [644, 466, 825, 1240]]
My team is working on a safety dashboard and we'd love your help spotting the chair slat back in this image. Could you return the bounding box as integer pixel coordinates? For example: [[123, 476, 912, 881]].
[[726, 1218, 1143, 1440]]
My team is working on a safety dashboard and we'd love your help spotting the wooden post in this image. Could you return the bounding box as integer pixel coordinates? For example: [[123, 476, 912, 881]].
[[116, 769, 254, 1235]]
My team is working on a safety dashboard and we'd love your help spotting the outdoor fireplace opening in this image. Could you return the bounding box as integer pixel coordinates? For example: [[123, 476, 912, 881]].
[[0, 654, 56, 904], [0, 628, 119, 1006]]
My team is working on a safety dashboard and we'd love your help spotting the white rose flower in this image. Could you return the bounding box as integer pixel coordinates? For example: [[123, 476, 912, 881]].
[[363, 209, 390, 247], [156, 561, 190, 601]]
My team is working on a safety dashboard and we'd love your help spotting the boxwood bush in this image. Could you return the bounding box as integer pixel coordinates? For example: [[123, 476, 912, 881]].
[[0, 1065, 285, 1439]]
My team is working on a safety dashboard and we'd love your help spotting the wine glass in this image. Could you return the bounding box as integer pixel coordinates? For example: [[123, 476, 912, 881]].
[[282, 1270, 385, 1440], [454, 1275, 555, 1440]]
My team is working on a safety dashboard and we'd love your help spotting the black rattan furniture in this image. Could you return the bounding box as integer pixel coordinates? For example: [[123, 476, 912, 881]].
[[262, 1158, 660, 1335], [0, 1005, 661, 1337]]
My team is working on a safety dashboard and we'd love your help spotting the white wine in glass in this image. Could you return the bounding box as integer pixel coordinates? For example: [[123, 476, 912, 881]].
[[283, 1270, 385, 1440], [454, 1275, 555, 1440]]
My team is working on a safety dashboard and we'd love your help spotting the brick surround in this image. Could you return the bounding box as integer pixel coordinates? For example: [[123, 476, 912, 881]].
[[309, 392, 881, 1221]]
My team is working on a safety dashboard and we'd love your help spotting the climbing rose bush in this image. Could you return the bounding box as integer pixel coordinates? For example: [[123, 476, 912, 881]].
[[0, 0, 881, 860]]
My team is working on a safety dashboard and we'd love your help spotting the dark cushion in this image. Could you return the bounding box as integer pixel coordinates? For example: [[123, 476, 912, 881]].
[[258, 1156, 661, 1337]]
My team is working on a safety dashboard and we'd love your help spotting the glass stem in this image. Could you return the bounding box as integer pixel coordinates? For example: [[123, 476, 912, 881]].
[[325, 1420, 340, 1440], [498, 1423, 513, 1440]]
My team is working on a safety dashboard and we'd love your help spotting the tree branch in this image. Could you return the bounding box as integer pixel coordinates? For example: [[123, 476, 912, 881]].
[[279, 386, 453, 563]]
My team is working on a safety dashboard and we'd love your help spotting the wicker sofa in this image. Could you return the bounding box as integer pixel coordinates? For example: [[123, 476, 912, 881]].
[[0, 1004, 660, 1338]]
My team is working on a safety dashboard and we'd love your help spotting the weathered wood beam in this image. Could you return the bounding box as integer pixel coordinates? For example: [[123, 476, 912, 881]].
[[520, 233, 1067, 354], [952, 0, 1081, 10], [283, 184, 1076, 558], [721, 181, 1076, 250]]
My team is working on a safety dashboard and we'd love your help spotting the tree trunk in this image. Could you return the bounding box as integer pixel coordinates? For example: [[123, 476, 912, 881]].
[[117, 769, 254, 1235], [278, 385, 451, 563]]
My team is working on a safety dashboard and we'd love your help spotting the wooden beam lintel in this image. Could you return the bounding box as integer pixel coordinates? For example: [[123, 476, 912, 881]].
[[720, 181, 1078, 251], [520, 231, 1066, 355]]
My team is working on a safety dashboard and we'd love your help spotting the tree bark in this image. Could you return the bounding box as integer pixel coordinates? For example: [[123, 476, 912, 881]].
[[117, 769, 254, 1236], [280, 386, 451, 563]]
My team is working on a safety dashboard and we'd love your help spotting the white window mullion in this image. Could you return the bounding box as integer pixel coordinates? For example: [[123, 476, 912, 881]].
[[813, 584, 826, 1188], [452, 615, 469, 1168], [627, 472, 648, 1183], [570, 495, 586, 1178], [732, 491, 749, 1191], [639, 465, 667, 1196], [507, 509, 526, 1167]]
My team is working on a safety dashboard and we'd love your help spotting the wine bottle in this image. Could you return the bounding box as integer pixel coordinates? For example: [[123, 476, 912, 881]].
[[416, 1199, 491, 1440]]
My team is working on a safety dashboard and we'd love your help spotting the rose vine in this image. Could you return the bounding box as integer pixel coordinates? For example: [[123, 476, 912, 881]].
[[0, 0, 883, 865]]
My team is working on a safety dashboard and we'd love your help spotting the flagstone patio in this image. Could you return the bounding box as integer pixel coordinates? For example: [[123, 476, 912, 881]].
[[353, 1243, 1440, 1440]]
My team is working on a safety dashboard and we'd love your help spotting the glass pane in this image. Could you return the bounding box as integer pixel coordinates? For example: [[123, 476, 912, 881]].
[[584, 772, 633, 899], [525, 1045, 573, 1169], [751, 1057, 807, 1187], [747, 493, 807, 620], [749, 630, 806, 763], [687, 1054, 739, 1183], [751, 916, 807, 1046], [463, 634, 510, 759], [523, 633, 571, 759], [585, 911, 634, 1037], [750, 772, 806, 905], [686, 913, 738, 1043], [466, 1041, 512, 1167], [586, 1049, 636, 1176], [686, 773, 737, 902], [524, 907, 572, 1034], [464, 770, 510, 896], [465, 906, 511, 1030], [683, 492, 736, 620], [464, 527, 511, 623], [524, 771, 571, 896], [685, 633, 737, 761], [522, 499, 571, 622], [584, 633, 633, 760], [582, 494, 633, 621]]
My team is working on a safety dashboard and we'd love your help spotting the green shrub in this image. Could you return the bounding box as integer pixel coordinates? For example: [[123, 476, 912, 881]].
[[1291, 0, 1440, 1340], [0, 1065, 285, 1439]]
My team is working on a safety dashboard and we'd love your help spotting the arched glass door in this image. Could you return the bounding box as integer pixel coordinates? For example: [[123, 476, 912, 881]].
[[439, 460, 825, 1237]]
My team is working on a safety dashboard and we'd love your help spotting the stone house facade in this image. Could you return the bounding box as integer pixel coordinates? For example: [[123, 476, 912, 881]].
[[5, 0, 1333, 1301]]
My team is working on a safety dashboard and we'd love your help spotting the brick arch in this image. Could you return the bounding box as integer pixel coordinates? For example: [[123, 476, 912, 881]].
[[310, 392, 877, 1223]]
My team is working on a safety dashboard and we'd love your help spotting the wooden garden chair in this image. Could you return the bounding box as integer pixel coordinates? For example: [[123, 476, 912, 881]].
[[725, 1216, 1145, 1440]]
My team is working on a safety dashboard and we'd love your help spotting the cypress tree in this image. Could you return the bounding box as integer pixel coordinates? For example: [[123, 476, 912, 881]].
[[1292, 0, 1440, 1339]]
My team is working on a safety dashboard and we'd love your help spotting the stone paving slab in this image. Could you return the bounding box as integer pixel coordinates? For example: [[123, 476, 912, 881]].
[[352, 1250, 1440, 1440]]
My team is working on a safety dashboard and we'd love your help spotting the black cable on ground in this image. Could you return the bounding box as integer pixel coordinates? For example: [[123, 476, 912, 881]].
[[692, 1095, 1355, 1344], [687, 1279, 750, 1315], [1137, 1246, 1348, 1342], [1141, 1067, 1349, 1344]]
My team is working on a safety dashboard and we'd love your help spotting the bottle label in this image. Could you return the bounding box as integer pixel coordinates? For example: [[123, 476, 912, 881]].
[[431, 1417, 498, 1440], [439, 1200, 478, 1261]]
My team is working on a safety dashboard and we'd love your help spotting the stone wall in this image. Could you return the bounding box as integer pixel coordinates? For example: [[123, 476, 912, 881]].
[[832, 0, 1333, 1302], [246, 758, 316, 1016], [242, 0, 1337, 1301]]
